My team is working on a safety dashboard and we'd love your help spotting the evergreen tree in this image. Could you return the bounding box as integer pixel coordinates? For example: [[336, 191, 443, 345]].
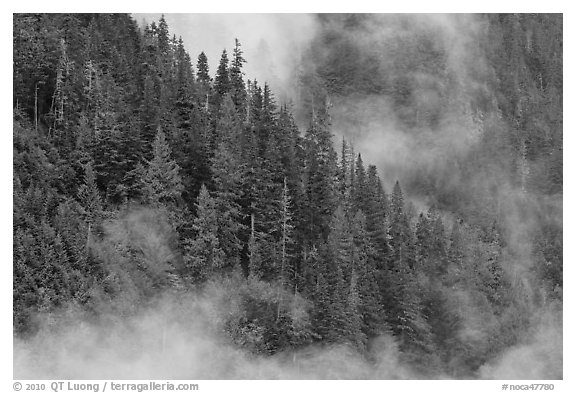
[[213, 49, 230, 111], [141, 73, 161, 157], [157, 15, 170, 56], [301, 111, 338, 246], [196, 51, 210, 84], [210, 97, 245, 268], [389, 181, 415, 270], [351, 210, 388, 339], [338, 138, 354, 202], [365, 164, 389, 268], [427, 208, 448, 276], [142, 128, 184, 206], [278, 178, 296, 287], [352, 153, 368, 214], [230, 38, 247, 117], [183, 185, 225, 282], [345, 270, 367, 350], [77, 160, 102, 245], [415, 212, 432, 269], [196, 51, 212, 112]]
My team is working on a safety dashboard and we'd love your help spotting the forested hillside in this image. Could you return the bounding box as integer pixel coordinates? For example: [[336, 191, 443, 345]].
[[13, 13, 562, 379]]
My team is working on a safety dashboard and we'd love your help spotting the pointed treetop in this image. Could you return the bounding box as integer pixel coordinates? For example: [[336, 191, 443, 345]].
[[232, 38, 246, 70], [391, 180, 404, 216], [214, 49, 230, 98], [143, 127, 184, 205], [196, 51, 211, 84]]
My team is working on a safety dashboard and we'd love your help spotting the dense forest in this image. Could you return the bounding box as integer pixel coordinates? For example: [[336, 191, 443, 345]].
[[13, 13, 562, 378]]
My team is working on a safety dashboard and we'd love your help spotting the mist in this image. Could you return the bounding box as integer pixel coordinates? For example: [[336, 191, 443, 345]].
[[130, 13, 493, 188], [13, 207, 561, 380], [132, 13, 317, 102], [12, 13, 562, 381], [13, 208, 416, 379], [14, 290, 416, 379], [294, 13, 563, 380], [298, 14, 489, 190], [13, 283, 561, 380]]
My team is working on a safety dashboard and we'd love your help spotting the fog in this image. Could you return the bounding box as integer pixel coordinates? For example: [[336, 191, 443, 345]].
[[14, 291, 417, 379], [13, 13, 562, 381], [132, 13, 317, 102], [13, 286, 561, 380], [303, 14, 491, 192], [130, 14, 491, 190], [13, 206, 561, 380]]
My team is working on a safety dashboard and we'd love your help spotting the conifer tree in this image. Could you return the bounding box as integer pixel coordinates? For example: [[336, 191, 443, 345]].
[[428, 208, 448, 276], [301, 111, 338, 245], [141, 74, 161, 157], [351, 210, 388, 339], [415, 212, 432, 269], [275, 104, 304, 208], [278, 178, 296, 287], [353, 153, 368, 214], [183, 184, 225, 282], [142, 128, 184, 206], [196, 51, 211, 85], [210, 96, 245, 267], [213, 49, 230, 111], [157, 15, 170, 56], [230, 38, 247, 117], [78, 160, 102, 221], [345, 270, 367, 350], [389, 180, 415, 270], [77, 160, 102, 245], [338, 138, 354, 202], [365, 165, 389, 267]]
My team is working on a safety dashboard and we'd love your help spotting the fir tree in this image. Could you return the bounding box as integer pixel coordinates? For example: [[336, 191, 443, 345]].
[[77, 160, 102, 246], [196, 51, 212, 112], [142, 128, 184, 206], [302, 111, 338, 245], [210, 97, 245, 267], [230, 38, 247, 117], [213, 49, 230, 111], [338, 138, 354, 202], [389, 181, 415, 270], [352, 153, 368, 214], [183, 185, 225, 282], [365, 165, 389, 267]]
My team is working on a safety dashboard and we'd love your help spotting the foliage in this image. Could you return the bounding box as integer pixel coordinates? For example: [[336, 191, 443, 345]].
[[13, 13, 562, 377]]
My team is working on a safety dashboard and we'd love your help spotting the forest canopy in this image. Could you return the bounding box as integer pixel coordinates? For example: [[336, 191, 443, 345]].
[[13, 13, 562, 379]]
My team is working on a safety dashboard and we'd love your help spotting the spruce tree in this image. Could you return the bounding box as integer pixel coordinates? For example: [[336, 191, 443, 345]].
[[196, 51, 211, 84], [278, 178, 296, 287], [415, 212, 432, 269], [183, 185, 225, 282], [210, 96, 245, 268], [365, 165, 389, 268], [345, 270, 367, 350], [196, 51, 212, 113], [142, 128, 184, 206], [77, 160, 102, 246], [230, 38, 247, 117], [213, 49, 230, 111], [338, 138, 354, 202], [389, 180, 415, 270], [301, 111, 338, 245], [351, 210, 388, 339], [77, 160, 102, 222], [352, 153, 368, 214]]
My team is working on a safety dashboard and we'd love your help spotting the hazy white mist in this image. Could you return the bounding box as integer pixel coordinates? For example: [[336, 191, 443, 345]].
[[132, 13, 317, 102], [13, 13, 563, 381]]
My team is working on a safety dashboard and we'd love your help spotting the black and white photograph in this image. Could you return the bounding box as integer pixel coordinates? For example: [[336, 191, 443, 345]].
[[11, 9, 564, 383]]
